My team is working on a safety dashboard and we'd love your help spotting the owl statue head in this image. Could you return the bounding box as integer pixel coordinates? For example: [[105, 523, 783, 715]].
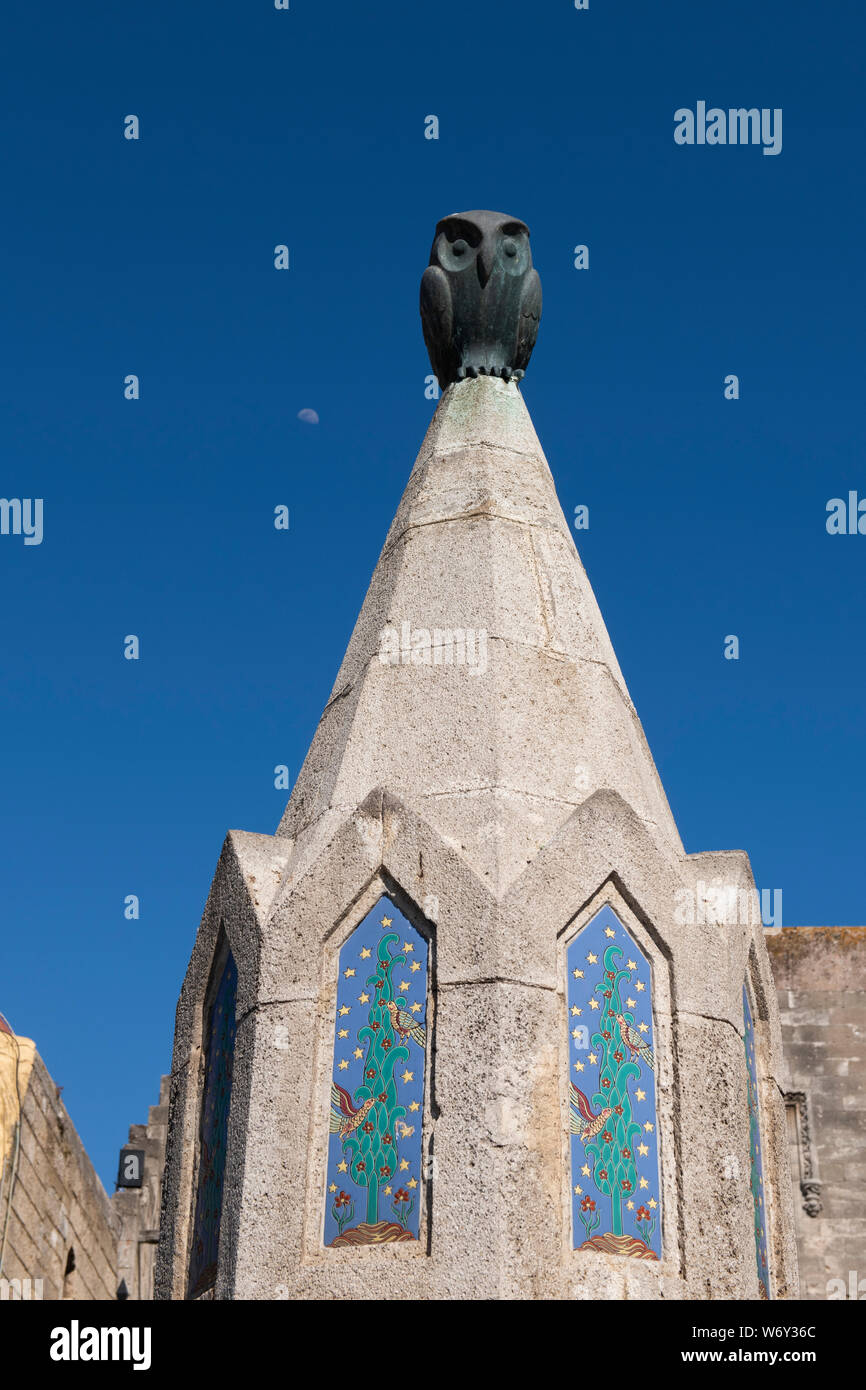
[[420, 209, 542, 389]]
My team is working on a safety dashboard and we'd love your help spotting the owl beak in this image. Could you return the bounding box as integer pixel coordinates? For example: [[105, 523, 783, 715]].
[[477, 245, 495, 288]]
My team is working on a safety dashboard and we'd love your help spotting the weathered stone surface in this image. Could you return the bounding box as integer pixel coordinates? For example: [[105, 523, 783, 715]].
[[768, 927, 866, 1299]]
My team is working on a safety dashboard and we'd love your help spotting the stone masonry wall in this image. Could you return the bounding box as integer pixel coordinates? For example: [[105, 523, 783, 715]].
[[767, 927, 866, 1300], [112, 1076, 170, 1300], [0, 1045, 117, 1300]]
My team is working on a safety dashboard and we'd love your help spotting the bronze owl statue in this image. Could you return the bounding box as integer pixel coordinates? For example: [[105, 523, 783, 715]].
[[420, 209, 542, 389]]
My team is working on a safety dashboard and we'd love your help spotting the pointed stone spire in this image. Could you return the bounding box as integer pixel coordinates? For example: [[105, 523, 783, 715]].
[[278, 376, 682, 895]]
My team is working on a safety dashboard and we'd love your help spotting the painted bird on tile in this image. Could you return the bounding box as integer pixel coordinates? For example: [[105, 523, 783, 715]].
[[570, 1084, 614, 1142], [330, 1082, 376, 1140], [383, 999, 427, 1048], [615, 1014, 655, 1070]]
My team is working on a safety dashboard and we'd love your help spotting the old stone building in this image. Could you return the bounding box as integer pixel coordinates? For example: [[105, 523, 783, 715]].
[[767, 927, 866, 1300], [0, 1015, 167, 1302]]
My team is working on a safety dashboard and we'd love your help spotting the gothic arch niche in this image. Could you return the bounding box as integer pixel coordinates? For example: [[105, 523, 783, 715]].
[[316, 883, 434, 1252], [186, 928, 237, 1299], [742, 965, 771, 1299], [559, 885, 676, 1267]]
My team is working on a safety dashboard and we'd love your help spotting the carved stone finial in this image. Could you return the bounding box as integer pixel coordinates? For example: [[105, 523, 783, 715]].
[[420, 209, 542, 389]]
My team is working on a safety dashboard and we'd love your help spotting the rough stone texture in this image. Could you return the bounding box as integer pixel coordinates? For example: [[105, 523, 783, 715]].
[[767, 927, 866, 1299], [112, 1076, 170, 1300], [156, 378, 799, 1300], [0, 1043, 118, 1300]]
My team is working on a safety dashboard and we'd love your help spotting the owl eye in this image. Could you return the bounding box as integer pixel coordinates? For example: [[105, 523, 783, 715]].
[[452, 238, 468, 256], [503, 239, 517, 257]]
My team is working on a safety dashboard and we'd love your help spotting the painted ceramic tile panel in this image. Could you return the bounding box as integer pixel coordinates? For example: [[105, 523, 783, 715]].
[[324, 898, 428, 1247], [567, 906, 662, 1259], [187, 948, 237, 1298], [743, 983, 770, 1298]]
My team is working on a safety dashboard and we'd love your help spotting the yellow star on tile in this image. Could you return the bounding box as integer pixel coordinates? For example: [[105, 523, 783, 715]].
[[407, 1178, 417, 1189], [572, 968, 584, 979], [604, 926, 616, 938], [410, 961, 421, 972], [384, 1185, 392, 1195], [399, 981, 410, 992], [337, 1029, 348, 1039], [638, 1142, 649, 1157], [626, 997, 637, 1008], [410, 1002, 423, 1014], [403, 942, 414, 952], [589, 999, 600, 1010], [574, 1061, 584, 1072], [586, 953, 598, 964], [639, 1022, 649, 1034], [338, 1059, 349, 1071], [353, 1048, 363, 1059], [588, 1052, 598, 1065], [648, 1198, 657, 1209], [627, 959, 637, 971], [639, 1177, 649, 1190], [635, 1088, 646, 1101], [344, 968, 355, 978], [399, 1159, 410, 1171], [574, 1185, 582, 1195], [409, 1101, 420, 1112], [635, 981, 645, 992], [644, 1122, 654, 1133], [360, 947, 371, 959], [581, 1164, 591, 1177], [339, 1005, 351, 1016], [329, 1183, 337, 1193], [571, 1027, 581, 1040], [358, 992, 369, 1004], [381, 916, 392, 927], [401, 1069, 414, 1084], [570, 1005, 580, 1016], [626, 1200, 634, 1211], [337, 1160, 348, 1173]]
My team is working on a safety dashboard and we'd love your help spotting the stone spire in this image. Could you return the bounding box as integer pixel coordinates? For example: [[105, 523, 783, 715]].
[[278, 375, 683, 895]]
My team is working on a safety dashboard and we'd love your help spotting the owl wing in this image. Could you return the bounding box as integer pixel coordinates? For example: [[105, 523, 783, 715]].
[[420, 265, 454, 388], [514, 268, 542, 373]]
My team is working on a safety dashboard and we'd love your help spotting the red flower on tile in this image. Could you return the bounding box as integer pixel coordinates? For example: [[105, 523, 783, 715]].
[[363, 1121, 374, 1134], [382, 1132, 393, 1145], [356, 1160, 366, 1172], [365, 1068, 376, 1079], [598, 1168, 609, 1181], [382, 1038, 392, 1050], [636, 1205, 650, 1222], [377, 1092, 388, 1103], [379, 1165, 391, 1178], [601, 1078, 611, 1089], [602, 1130, 613, 1143], [371, 1021, 381, 1031], [603, 990, 612, 999], [621, 1179, 632, 1192], [614, 1050, 623, 1063], [580, 1196, 596, 1213], [335, 1190, 352, 1209], [614, 1105, 623, 1115], [621, 1146, 631, 1160], [394, 1188, 409, 1203], [606, 971, 615, 981], [602, 1030, 611, 1040]]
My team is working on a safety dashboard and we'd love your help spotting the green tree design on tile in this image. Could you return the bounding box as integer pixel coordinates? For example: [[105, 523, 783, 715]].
[[340, 932, 409, 1226], [585, 944, 643, 1237]]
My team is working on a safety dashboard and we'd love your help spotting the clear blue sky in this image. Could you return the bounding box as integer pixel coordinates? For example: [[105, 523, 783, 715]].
[[1, 1, 864, 1190]]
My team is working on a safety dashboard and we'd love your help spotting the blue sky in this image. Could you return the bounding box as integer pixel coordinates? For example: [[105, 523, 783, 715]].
[[1, 1, 864, 1189]]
